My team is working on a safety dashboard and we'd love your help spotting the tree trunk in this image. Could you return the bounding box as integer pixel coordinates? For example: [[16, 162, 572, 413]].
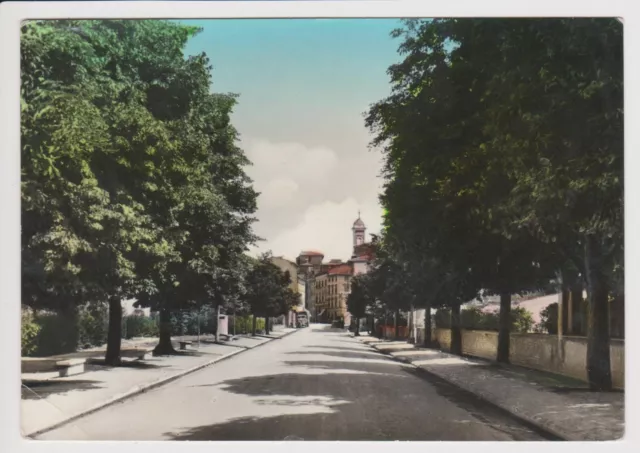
[[215, 304, 220, 343], [251, 314, 257, 336], [570, 284, 584, 335], [561, 288, 570, 334], [497, 292, 511, 363], [584, 236, 612, 391], [394, 308, 400, 339], [423, 304, 433, 348], [265, 317, 270, 335], [354, 317, 361, 336], [105, 296, 123, 366], [450, 300, 462, 356], [153, 307, 176, 355], [407, 305, 416, 344]]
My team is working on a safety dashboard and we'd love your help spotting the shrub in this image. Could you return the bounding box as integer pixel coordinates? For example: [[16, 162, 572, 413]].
[[538, 302, 558, 334], [77, 303, 109, 348], [124, 315, 159, 338], [229, 315, 264, 334], [511, 306, 535, 333], [32, 311, 78, 356], [21, 309, 41, 356], [435, 305, 534, 333]]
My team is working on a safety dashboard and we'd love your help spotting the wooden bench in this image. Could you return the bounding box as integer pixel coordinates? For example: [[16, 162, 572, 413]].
[[179, 341, 192, 350], [21, 357, 87, 377]]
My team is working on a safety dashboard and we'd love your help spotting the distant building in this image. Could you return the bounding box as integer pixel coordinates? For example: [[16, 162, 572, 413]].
[[315, 263, 353, 324], [295, 213, 376, 325], [270, 256, 303, 327], [296, 250, 325, 322], [349, 214, 374, 275]]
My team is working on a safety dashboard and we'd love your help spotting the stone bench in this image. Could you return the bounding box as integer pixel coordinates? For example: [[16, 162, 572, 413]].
[[21, 357, 86, 377], [179, 341, 192, 350]]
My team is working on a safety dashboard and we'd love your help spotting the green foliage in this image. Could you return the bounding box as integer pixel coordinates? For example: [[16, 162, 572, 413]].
[[30, 311, 77, 356], [77, 303, 109, 348], [21, 20, 258, 357], [346, 275, 372, 319], [243, 253, 296, 319], [435, 305, 534, 333], [21, 309, 41, 356], [229, 315, 264, 335], [538, 303, 558, 335], [124, 314, 159, 339], [366, 19, 621, 374]]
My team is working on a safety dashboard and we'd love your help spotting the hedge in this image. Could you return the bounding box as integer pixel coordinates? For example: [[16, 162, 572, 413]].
[[435, 305, 534, 333]]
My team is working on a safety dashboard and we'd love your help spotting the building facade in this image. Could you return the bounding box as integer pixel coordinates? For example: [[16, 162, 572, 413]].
[[270, 256, 304, 327], [296, 250, 325, 322], [315, 264, 353, 324], [294, 214, 375, 326]]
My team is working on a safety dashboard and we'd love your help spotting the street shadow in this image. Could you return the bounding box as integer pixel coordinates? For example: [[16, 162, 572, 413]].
[[85, 359, 171, 371], [285, 350, 385, 361], [303, 345, 377, 354], [153, 349, 224, 358], [282, 360, 409, 375], [197, 340, 249, 350], [21, 379, 103, 400], [168, 363, 549, 441]]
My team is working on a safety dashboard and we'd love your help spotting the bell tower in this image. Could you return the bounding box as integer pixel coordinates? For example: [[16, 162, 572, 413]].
[[352, 211, 366, 248]]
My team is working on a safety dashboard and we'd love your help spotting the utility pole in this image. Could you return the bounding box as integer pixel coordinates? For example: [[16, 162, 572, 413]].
[[197, 302, 201, 348], [215, 304, 221, 343]]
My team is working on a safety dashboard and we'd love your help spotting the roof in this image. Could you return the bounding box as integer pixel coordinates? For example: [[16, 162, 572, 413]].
[[299, 250, 324, 257], [352, 217, 366, 229], [328, 264, 353, 276], [272, 256, 297, 266]]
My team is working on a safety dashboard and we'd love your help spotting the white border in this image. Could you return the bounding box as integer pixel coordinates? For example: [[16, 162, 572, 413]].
[[1, 2, 638, 453]]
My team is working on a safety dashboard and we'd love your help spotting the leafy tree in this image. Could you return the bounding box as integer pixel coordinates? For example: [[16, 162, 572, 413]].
[[366, 18, 620, 375], [21, 20, 169, 364], [243, 253, 295, 336], [21, 20, 258, 362], [346, 275, 373, 336]]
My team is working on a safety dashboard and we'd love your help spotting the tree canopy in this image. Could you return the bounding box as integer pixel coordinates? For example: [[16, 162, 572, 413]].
[[366, 18, 622, 389], [21, 20, 258, 362]]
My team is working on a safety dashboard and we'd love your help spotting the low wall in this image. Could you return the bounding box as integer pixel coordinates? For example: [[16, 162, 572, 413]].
[[378, 325, 409, 340], [433, 328, 625, 389]]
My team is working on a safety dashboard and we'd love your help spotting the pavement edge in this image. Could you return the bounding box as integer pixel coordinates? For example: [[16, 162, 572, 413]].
[[25, 328, 301, 439], [358, 338, 571, 441]]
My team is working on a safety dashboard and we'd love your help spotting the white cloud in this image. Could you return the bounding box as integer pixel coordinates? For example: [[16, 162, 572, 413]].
[[259, 178, 299, 209], [242, 138, 384, 262], [263, 198, 383, 261]]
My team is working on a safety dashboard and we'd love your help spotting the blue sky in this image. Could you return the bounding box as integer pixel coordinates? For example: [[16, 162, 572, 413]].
[[180, 19, 403, 261]]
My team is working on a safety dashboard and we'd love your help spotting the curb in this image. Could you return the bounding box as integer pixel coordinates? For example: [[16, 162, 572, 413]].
[[25, 328, 300, 439], [359, 338, 569, 441]]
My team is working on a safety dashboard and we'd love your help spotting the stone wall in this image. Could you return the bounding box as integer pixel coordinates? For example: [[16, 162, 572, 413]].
[[432, 328, 625, 389]]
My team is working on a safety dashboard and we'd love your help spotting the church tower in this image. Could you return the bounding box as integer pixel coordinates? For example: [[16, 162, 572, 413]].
[[352, 211, 366, 247]]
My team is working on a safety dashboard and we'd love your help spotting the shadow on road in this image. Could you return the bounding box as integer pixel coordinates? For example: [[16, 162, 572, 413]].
[[286, 350, 383, 361], [303, 344, 378, 354], [166, 347, 550, 441], [21, 380, 104, 400]]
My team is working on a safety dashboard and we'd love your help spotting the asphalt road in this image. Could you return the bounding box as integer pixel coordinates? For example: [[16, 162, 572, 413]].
[[36, 324, 548, 441]]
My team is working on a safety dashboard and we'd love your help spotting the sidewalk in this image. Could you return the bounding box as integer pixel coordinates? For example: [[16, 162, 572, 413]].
[[358, 335, 624, 441], [21, 328, 297, 437]]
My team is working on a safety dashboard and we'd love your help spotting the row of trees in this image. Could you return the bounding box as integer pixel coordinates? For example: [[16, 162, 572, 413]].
[[21, 20, 295, 364], [354, 19, 623, 391]]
